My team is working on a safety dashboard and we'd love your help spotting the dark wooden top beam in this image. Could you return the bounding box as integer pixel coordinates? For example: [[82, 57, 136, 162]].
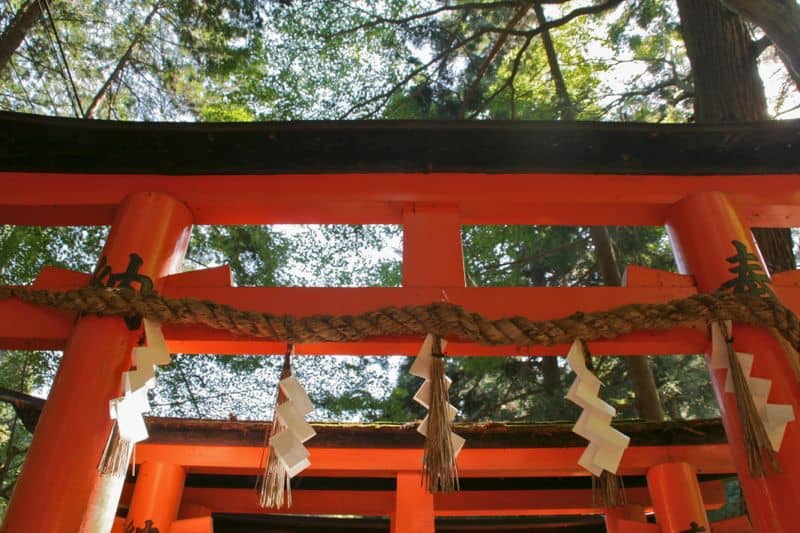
[[145, 417, 726, 448], [2, 111, 800, 175]]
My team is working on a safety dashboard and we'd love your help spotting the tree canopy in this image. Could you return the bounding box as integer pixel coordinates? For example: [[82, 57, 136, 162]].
[[2, 0, 800, 518]]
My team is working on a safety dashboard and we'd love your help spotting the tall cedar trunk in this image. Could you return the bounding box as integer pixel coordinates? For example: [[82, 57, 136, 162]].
[[589, 227, 666, 421], [535, 5, 665, 420], [0, 0, 41, 72], [677, 0, 796, 273], [721, 0, 800, 82], [541, 357, 561, 396]]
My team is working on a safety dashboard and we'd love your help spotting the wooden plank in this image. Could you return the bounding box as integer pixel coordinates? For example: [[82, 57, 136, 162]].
[[133, 443, 734, 477], [117, 482, 725, 517], [144, 418, 728, 449], [2, 172, 799, 227], [3, 113, 800, 176]]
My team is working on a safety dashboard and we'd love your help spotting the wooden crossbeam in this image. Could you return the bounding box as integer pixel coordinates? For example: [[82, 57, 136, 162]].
[[118, 483, 725, 517], [134, 443, 734, 478], [2, 172, 800, 227]]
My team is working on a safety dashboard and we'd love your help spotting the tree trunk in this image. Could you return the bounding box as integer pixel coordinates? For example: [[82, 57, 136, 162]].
[[535, 8, 665, 421], [84, 6, 160, 118], [589, 227, 665, 421], [677, 0, 796, 273], [541, 356, 561, 396], [534, 3, 577, 121], [0, 0, 41, 73], [721, 0, 800, 82], [677, 0, 767, 122]]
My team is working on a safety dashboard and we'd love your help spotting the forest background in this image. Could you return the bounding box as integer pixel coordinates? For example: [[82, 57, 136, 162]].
[[1, 0, 800, 517]]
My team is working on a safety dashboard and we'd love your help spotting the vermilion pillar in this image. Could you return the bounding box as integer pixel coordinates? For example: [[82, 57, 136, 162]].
[[667, 192, 800, 532], [392, 472, 435, 533], [402, 205, 465, 288], [647, 462, 709, 533], [125, 461, 186, 532], [4, 192, 192, 532]]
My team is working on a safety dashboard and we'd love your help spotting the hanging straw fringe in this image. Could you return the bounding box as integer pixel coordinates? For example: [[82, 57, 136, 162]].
[[593, 470, 626, 508], [581, 340, 627, 508], [258, 348, 294, 508], [98, 422, 133, 478], [718, 321, 781, 477], [422, 337, 459, 493]]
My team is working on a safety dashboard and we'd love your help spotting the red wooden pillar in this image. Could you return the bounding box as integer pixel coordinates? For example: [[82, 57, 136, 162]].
[[3, 192, 192, 532], [126, 461, 186, 533], [402, 204, 465, 288], [667, 192, 800, 532], [647, 462, 710, 533], [392, 472, 435, 533], [399, 205, 463, 528]]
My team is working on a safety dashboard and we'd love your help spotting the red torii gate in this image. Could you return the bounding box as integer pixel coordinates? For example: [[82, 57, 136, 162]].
[[1, 113, 799, 532]]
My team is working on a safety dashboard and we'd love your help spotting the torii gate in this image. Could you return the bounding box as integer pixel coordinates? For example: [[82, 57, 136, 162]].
[[0, 112, 799, 532]]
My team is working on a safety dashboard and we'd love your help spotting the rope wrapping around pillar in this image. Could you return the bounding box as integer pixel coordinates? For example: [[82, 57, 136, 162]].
[[1, 286, 798, 352]]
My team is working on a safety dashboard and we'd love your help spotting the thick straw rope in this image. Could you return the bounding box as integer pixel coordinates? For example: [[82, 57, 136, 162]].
[[0, 286, 798, 350]]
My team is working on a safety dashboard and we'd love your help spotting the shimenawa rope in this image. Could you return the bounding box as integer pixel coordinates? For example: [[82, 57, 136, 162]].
[[1, 286, 797, 351]]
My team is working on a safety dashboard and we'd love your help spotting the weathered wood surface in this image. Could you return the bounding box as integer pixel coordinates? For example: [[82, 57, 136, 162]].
[[145, 417, 726, 448], [2, 111, 799, 174]]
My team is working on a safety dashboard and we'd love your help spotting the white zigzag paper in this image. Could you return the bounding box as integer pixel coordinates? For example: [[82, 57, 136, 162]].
[[109, 319, 171, 445], [412, 334, 464, 457], [565, 339, 630, 477], [270, 364, 316, 479], [710, 322, 795, 452]]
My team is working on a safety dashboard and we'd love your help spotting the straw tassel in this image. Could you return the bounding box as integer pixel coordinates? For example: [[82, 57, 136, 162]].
[[714, 321, 781, 477], [593, 469, 626, 508], [258, 346, 316, 508], [422, 341, 460, 493], [98, 422, 133, 478], [259, 351, 293, 508]]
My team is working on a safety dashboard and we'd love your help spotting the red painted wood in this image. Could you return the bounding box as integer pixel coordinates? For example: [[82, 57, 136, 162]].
[[126, 461, 186, 533], [667, 192, 800, 533], [3, 192, 193, 532], [133, 443, 734, 478], [2, 172, 799, 226], [647, 462, 710, 533], [393, 472, 434, 533]]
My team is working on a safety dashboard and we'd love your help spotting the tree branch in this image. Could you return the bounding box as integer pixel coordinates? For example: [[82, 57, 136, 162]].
[[327, 1, 569, 38], [338, 28, 491, 118], [458, 4, 532, 118], [84, 5, 160, 118]]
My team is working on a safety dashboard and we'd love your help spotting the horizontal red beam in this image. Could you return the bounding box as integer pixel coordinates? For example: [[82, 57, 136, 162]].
[[134, 443, 735, 478], [2, 172, 799, 226], [127, 483, 722, 517]]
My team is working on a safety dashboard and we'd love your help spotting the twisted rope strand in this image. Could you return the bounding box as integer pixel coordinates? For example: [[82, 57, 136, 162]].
[[1, 286, 798, 350]]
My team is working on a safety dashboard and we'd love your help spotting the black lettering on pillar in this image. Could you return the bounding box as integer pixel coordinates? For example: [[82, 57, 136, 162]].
[[124, 520, 160, 533], [90, 253, 155, 329]]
